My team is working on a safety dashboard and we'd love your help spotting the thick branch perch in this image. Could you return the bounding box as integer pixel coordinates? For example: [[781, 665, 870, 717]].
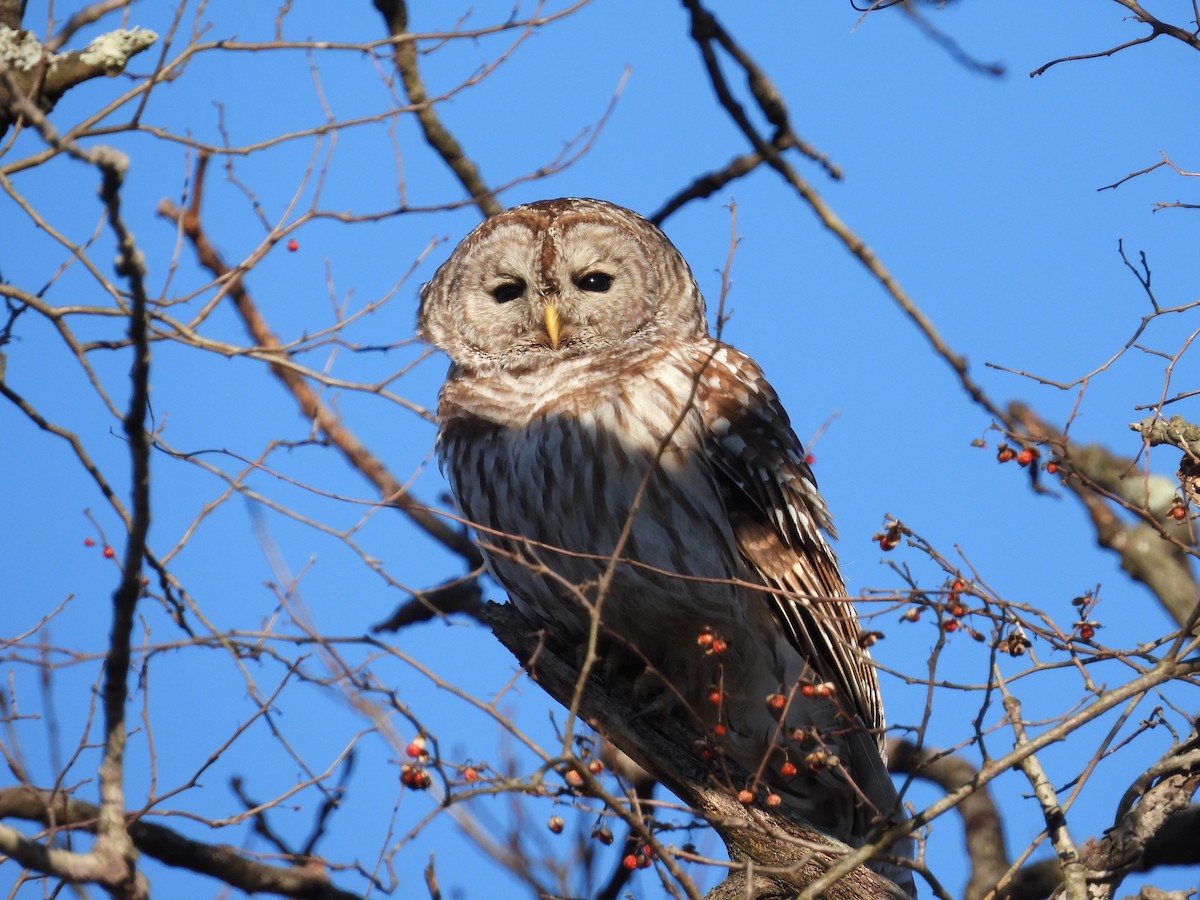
[[0, 787, 361, 900], [0, 25, 157, 136]]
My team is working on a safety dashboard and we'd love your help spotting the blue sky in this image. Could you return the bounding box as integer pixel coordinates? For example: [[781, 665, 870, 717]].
[[2, 2, 1198, 897]]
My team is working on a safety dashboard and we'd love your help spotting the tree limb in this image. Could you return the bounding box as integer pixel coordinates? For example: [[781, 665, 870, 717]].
[[888, 740, 1008, 900], [372, 0, 501, 217], [0, 23, 157, 138], [1009, 402, 1199, 629], [0, 787, 362, 900]]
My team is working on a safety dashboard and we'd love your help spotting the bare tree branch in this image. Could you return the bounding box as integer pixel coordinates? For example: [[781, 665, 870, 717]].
[[1010, 402, 1199, 629], [156, 153, 484, 575], [0, 787, 362, 900], [0, 23, 157, 138], [1079, 725, 1200, 900], [888, 740, 1008, 900], [372, 0, 502, 217], [1032, 0, 1200, 77]]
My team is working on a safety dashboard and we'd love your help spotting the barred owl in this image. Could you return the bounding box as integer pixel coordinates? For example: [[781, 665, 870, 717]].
[[418, 198, 912, 895]]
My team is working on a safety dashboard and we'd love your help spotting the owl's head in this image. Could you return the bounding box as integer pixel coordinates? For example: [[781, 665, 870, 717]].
[[417, 198, 708, 372]]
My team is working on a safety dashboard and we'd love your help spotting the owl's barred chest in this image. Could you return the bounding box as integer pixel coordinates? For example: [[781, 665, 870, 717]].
[[436, 359, 745, 622]]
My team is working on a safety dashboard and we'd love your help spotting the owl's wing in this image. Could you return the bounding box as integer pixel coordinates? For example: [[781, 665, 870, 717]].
[[694, 342, 885, 747]]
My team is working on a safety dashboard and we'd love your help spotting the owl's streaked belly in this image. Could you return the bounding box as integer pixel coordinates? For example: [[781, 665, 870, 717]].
[[440, 376, 746, 640]]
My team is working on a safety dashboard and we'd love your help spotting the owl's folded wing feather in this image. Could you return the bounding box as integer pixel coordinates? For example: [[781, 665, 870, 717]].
[[694, 342, 885, 748]]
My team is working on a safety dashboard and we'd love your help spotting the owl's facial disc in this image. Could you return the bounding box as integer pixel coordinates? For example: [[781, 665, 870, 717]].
[[419, 200, 712, 373]]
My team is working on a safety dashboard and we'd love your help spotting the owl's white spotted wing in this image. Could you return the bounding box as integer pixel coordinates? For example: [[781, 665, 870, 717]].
[[694, 341, 885, 748]]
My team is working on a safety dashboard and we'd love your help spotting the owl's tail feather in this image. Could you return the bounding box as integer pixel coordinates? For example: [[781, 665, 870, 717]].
[[845, 725, 918, 898]]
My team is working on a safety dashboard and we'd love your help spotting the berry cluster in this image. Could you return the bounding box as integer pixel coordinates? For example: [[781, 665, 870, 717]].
[[899, 579, 987, 641], [400, 735, 433, 791], [696, 628, 729, 655], [400, 764, 432, 790], [622, 844, 655, 871], [996, 443, 1038, 467], [996, 441, 1063, 476], [1071, 592, 1101, 642], [84, 537, 117, 559]]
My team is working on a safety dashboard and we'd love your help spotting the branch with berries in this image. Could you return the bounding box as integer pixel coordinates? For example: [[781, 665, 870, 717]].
[[1009, 403, 1198, 630], [485, 601, 912, 900]]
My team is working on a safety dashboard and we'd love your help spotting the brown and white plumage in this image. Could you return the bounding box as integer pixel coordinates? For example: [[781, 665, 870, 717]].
[[418, 198, 912, 894]]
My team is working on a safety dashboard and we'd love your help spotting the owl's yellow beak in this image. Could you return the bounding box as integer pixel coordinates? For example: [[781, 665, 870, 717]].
[[543, 302, 561, 350]]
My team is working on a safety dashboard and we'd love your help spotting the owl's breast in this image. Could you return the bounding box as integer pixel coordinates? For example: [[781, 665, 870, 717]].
[[437, 362, 745, 633]]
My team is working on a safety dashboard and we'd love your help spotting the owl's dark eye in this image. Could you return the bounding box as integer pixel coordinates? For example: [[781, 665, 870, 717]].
[[574, 271, 613, 293], [490, 279, 526, 304]]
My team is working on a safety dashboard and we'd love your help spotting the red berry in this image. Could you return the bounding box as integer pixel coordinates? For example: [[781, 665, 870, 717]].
[[944, 620, 959, 633], [951, 579, 966, 593], [400, 765, 432, 790], [707, 688, 723, 706], [816, 682, 834, 698], [102, 546, 115, 559], [286, 238, 299, 252], [901, 607, 921, 623], [405, 737, 426, 758], [766, 692, 787, 711], [997, 446, 1016, 463], [710, 637, 728, 655], [805, 453, 816, 465], [712, 723, 727, 738], [737, 789, 754, 804], [1079, 624, 1096, 640], [765, 793, 782, 807], [622, 854, 639, 871], [592, 827, 614, 845], [1016, 448, 1035, 467], [879, 535, 895, 552], [564, 769, 583, 787], [462, 767, 478, 782], [780, 761, 798, 778], [696, 631, 714, 648], [799, 683, 816, 698], [84, 538, 95, 547], [547, 816, 564, 834], [588, 759, 603, 775], [950, 604, 966, 618], [1168, 504, 1187, 521], [1046, 461, 1059, 474]]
